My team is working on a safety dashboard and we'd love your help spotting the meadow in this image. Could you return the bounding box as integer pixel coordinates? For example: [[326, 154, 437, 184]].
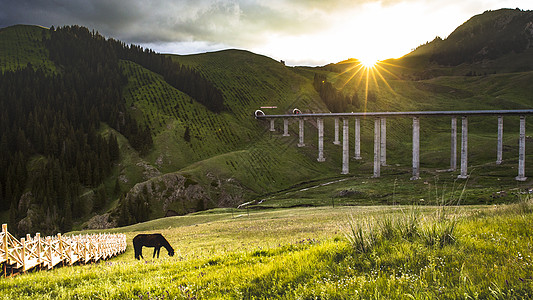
[[1, 195, 532, 299]]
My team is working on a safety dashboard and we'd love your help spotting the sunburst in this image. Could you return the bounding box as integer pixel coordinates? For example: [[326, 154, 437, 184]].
[[360, 57, 378, 69], [334, 58, 403, 112]]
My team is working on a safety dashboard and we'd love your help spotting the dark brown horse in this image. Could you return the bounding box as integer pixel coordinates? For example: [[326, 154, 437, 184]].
[[133, 233, 175, 260]]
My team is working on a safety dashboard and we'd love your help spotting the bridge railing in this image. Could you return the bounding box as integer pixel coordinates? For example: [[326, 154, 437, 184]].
[[1, 224, 127, 276]]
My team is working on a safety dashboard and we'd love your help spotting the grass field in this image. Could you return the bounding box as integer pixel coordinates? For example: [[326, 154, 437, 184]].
[[2, 198, 533, 299]]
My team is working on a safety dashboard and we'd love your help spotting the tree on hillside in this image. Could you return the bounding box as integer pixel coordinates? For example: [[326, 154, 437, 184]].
[[312, 74, 355, 112]]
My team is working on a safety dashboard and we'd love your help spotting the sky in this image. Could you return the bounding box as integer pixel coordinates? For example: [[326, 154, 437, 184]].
[[2, 0, 533, 66]]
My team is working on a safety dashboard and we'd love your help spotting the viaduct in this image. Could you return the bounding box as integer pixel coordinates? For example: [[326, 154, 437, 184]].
[[255, 109, 533, 181]]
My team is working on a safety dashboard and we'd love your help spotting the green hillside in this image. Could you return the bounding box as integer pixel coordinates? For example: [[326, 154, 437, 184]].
[[1, 9, 533, 233], [0, 25, 55, 72]]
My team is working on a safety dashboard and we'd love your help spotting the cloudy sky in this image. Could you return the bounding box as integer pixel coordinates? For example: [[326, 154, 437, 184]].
[[2, 0, 533, 66]]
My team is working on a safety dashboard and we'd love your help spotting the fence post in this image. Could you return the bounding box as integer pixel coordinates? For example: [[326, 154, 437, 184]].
[[2, 224, 6, 277], [36, 233, 41, 266], [20, 238, 26, 272], [2, 224, 7, 262], [58, 233, 63, 265], [46, 236, 52, 269]]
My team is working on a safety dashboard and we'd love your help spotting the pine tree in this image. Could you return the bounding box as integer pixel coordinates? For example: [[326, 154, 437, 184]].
[[108, 133, 120, 161], [8, 200, 18, 234], [113, 178, 121, 196], [0, 181, 3, 210], [184, 126, 191, 143]]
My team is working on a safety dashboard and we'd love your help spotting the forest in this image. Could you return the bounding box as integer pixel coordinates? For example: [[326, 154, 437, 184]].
[[312, 73, 360, 113], [0, 25, 224, 235]]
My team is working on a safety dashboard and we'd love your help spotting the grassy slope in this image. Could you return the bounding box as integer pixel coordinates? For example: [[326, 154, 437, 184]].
[[251, 64, 533, 208], [0, 25, 55, 72], [2, 202, 533, 299], [121, 49, 341, 199]]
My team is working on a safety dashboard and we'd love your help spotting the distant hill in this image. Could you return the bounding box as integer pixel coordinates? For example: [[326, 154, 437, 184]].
[[1, 8, 533, 234], [429, 8, 533, 66], [391, 8, 533, 79]]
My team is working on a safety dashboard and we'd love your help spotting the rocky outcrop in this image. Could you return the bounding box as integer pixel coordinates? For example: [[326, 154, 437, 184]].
[[113, 172, 246, 226]]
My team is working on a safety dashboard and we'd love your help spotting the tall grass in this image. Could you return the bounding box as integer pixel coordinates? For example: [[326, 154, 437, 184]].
[[345, 200, 461, 254]]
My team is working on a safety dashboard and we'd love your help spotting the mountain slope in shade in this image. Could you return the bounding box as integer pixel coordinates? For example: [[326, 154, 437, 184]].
[[384, 8, 533, 79]]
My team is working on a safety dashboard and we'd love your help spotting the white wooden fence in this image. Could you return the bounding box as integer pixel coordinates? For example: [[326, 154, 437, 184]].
[[0, 223, 127, 275]]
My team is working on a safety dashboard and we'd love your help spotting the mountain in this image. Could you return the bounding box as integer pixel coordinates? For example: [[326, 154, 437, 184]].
[[391, 8, 533, 79], [1, 8, 533, 235], [0, 24, 332, 234]]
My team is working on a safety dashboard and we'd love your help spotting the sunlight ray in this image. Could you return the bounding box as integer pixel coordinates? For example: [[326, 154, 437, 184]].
[[373, 66, 396, 94], [375, 63, 402, 80], [340, 64, 365, 89]]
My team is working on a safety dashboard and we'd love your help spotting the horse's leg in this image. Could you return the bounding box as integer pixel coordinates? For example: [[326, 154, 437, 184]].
[[153, 247, 157, 258], [157, 247, 161, 258], [134, 245, 142, 260]]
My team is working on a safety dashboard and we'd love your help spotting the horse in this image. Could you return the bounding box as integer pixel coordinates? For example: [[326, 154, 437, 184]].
[[133, 233, 175, 260]]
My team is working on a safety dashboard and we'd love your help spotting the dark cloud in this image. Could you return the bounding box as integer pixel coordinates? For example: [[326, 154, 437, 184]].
[[2, 0, 532, 65], [0, 0, 367, 45]]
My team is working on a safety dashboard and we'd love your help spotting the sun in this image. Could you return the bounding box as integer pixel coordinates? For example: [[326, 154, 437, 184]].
[[335, 54, 403, 113], [360, 57, 378, 68]]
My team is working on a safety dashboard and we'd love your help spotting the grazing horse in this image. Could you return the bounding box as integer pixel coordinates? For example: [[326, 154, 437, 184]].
[[133, 233, 175, 260]]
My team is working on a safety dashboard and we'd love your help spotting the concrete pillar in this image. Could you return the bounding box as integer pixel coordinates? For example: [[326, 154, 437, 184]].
[[516, 115, 527, 181], [411, 117, 420, 180], [380, 117, 387, 166], [333, 118, 340, 145], [373, 117, 381, 178], [496, 115, 503, 164], [354, 117, 362, 159], [450, 117, 457, 171], [317, 118, 325, 162], [458, 116, 468, 179], [298, 119, 305, 147], [283, 119, 290, 136], [342, 118, 349, 174], [270, 119, 275, 132]]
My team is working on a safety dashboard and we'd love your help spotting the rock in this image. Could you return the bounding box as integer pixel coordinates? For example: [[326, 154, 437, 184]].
[[336, 189, 364, 197]]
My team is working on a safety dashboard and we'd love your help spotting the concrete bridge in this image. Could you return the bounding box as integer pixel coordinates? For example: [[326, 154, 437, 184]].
[[255, 109, 533, 181]]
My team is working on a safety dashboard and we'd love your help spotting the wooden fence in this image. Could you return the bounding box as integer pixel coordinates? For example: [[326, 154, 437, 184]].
[[0, 223, 127, 276]]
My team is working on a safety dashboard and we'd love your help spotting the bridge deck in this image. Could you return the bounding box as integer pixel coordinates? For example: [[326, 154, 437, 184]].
[[256, 109, 533, 118]]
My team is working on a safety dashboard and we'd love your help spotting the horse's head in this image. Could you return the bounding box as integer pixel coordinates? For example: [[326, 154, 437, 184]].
[[168, 247, 175, 257]]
